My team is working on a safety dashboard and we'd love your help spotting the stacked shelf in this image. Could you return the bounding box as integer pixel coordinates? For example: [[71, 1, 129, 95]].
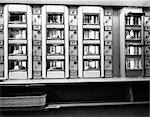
[[4, 5, 32, 79], [42, 5, 69, 79], [83, 15, 101, 77], [124, 12, 144, 77], [46, 13, 65, 78], [78, 6, 103, 78]]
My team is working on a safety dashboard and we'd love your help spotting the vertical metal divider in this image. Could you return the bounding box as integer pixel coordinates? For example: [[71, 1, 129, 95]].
[[78, 7, 83, 78], [64, 6, 69, 78], [4, 5, 8, 79], [141, 16, 144, 77], [42, 6, 46, 79], [112, 9, 120, 77], [100, 7, 104, 77], [120, 8, 125, 77], [27, 5, 32, 79], [143, 15, 146, 77]]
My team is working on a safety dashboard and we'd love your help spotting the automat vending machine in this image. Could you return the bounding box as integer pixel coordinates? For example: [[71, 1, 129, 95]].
[[120, 8, 145, 77], [78, 6, 104, 78], [4, 5, 32, 79], [42, 5, 69, 78]]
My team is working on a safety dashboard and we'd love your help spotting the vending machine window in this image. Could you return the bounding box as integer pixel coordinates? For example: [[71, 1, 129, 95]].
[[47, 44, 64, 55], [125, 46, 142, 55], [47, 29, 64, 40], [83, 29, 100, 40], [47, 13, 64, 24], [8, 28, 27, 40], [126, 58, 142, 70], [9, 12, 26, 24], [83, 14, 99, 25], [9, 44, 27, 55], [84, 60, 100, 71], [47, 60, 64, 71], [125, 30, 141, 41], [9, 60, 27, 72], [84, 44, 100, 55], [125, 15, 141, 26]]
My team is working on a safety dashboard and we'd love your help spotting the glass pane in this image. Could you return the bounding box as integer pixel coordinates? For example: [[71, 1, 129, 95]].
[[84, 60, 100, 71], [9, 28, 26, 40], [9, 12, 26, 23], [47, 60, 64, 71], [47, 29, 64, 39], [83, 14, 99, 25], [47, 44, 64, 55], [9, 61, 27, 71], [47, 13, 64, 24], [84, 45, 100, 55], [9, 44, 27, 55], [84, 30, 99, 40]]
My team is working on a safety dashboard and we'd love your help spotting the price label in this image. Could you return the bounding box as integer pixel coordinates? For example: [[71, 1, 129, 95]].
[[69, 26, 77, 31], [33, 25, 41, 30], [33, 9, 41, 15], [69, 9, 77, 15], [70, 55, 77, 61]]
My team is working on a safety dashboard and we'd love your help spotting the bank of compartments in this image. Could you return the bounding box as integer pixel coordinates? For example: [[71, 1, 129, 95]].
[[0, 4, 149, 80]]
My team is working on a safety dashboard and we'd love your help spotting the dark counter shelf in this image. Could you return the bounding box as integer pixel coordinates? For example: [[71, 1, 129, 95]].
[[0, 101, 149, 112], [45, 101, 150, 109]]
